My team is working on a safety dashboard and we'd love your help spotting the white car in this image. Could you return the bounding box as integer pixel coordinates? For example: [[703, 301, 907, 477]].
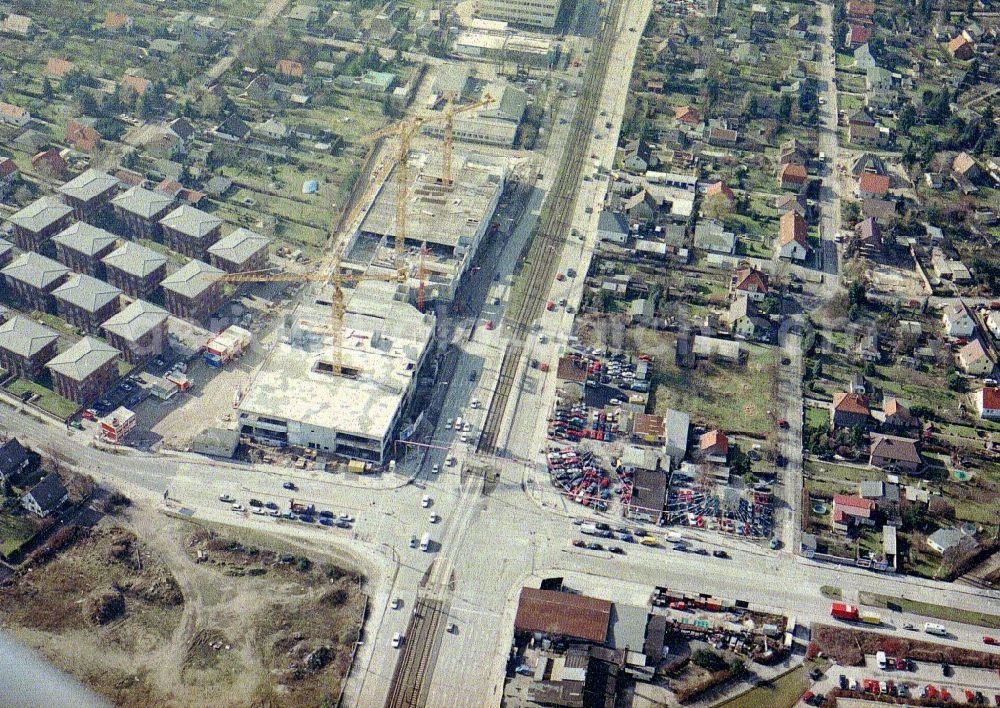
[[252, 508, 267, 516], [432, 464, 440, 474], [421, 495, 432, 508], [430, 512, 440, 523], [231, 504, 246, 512], [445, 418, 453, 430], [446, 455, 456, 467], [460, 434, 469, 443], [219, 494, 235, 503], [391, 598, 401, 610], [463, 423, 472, 432], [470, 399, 480, 409], [392, 632, 403, 648]]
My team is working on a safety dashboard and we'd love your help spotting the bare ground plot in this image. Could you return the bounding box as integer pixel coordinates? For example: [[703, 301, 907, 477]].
[[812, 624, 1000, 669], [0, 514, 365, 707]]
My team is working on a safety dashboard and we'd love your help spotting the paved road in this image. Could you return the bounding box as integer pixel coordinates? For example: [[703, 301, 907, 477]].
[[816, 0, 843, 285]]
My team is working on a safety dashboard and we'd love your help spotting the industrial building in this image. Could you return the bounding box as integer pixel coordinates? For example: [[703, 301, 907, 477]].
[[350, 151, 506, 304], [475, 0, 564, 29], [237, 280, 435, 464], [424, 82, 528, 147]]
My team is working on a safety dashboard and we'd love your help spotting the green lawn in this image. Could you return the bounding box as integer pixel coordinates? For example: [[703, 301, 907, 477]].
[[6, 378, 78, 419], [859, 592, 1000, 629], [0, 510, 42, 558], [715, 661, 826, 708]]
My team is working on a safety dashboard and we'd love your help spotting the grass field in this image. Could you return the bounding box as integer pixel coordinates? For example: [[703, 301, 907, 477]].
[[0, 511, 42, 558], [859, 592, 1000, 629], [714, 662, 820, 708], [6, 378, 78, 419]]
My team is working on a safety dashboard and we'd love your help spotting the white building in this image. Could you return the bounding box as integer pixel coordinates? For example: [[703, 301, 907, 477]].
[[942, 302, 976, 338], [475, 0, 563, 29]]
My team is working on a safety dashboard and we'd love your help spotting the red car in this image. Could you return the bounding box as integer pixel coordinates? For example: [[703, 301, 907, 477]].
[[546, 301, 555, 311], [484, 320, 495, 330], [984, 636, 998, 645], [556, 273, 566, 281]]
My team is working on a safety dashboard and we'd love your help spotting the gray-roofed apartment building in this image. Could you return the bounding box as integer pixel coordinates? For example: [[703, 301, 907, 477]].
[[52, 274, 121, 334], [0, 316, 58, 379], [161, 259, 224, 322], [57, 168, 120, 219], [6, 195, 74, 253], [101, 299, 168, 364], [1, 252, 70, 313], [46, 336, 120, 406], [102, 242, 168, 298], [160, 205, 222, 259], [0, 237, 14, 270], [51, 222, 119, 278], [207, 228, 270, 273], [111, 186, 175, 241]]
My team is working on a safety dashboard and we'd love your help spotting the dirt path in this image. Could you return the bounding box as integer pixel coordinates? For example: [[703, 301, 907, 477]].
[[199, 0, 293, 86]]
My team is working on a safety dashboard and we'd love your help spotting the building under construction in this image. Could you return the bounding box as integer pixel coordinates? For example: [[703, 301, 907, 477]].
[[347, 150, 507, 305], [236, 280, 435, 463]]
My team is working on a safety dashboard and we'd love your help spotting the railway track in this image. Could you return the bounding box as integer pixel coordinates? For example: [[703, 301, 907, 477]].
[[477, 0, 624, 456], [384, 597, 447, 708]]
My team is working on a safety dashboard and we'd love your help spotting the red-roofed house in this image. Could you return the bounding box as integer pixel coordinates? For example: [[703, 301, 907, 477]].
[[121, 73, 150, 96], [883, 398, 919, 431], [0, 157, 17, 182], [831, 392, 871, 429], [0, 102, 30, 127], [776, 211, 810, 261], [699, 430, 729, 460], [673, 105, 702, 125], [846, 24, 870, 48], [65, 120, 101, 153], [948, 35, 974, 60], [977, 387, 1000, 420], [277, 59, 304, 79], [846, 0, 875, 22], [705, 180, 735, 203], [31, 149, 66, 178], [46, 58, 75, 79], [857, 172, 890, 199], [731, 266, 769, 301], [832, 494, 875, 532], [779, 162, 808, 190]]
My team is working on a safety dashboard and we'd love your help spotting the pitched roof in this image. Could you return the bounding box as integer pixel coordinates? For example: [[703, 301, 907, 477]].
[[52, 274, 121, 313], [514, 588, 612, 643], [859, 216, 880, 241], [780, 162, 808, 183], [24, 473, 67, 513], [734, 267, 768, 293], [778, 211, 809, 247], [0, 316, 58, 357], [948, 34, 973, 53], [848, 23, 871, 44], [58, 168, 119, 202], [207, 228, 271, 265], [0, 438, 30, 474], [111, 185, 175, 219], [104, 11, 131, 29], [2, 252, 70, 290], [673, 105, 702, 124], [8, 195, 73, 233], [65, 120, 101, 152], [884, 397, 914, 421], [160, 259, 223, 298], [46, 57, 75, 78], [699, 429, 729, 453], [46, 336, 118, 381], [832, 391, 870, 416], [705, 181, 735, 201], [953, 151, 978, 175], [0, 102, 28, 121], [847, 0, 874, 16], [833, 494, 875, 514], [858, 173, 890, 194], [101, 299, 168, 341], [160, 205, 222, 239], [121, 73, 150, 95], [277, 59, 304, 77], [960, 338, 991, 364], [870, 434, 921, 464], [980, 387, 1000, 411], [556, 355, 589, 383], [0, 157, 16, 179], [102, 242, 168, 278]]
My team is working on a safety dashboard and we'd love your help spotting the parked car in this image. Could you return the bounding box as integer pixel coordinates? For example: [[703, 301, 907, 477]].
[[392, 632, 403, 648], [283, 481, 297, 490], [609, 546, 625, 555], [712, 550, 729, 559], [219, 494, 235, 503]]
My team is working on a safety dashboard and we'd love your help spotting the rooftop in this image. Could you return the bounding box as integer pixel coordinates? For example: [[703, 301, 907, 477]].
[[358, 151, 505, 251], [207, 228, 271, 265], [833, 391, 870, 416], [58, 168, 119, 203], [102, 242, 168, 278], [870, 434, 921, 465], [51, 222, 118, 257], [101, 299, 169, 341], [2, 252, 70, 290], [160, 204, 222, 239], [111, 185, 175, 218], [52, 274, 121, 313], [46, 336, 119, 381], [0, 316, 58, 357], [514, 588, 612, 643], [160, 259, 223, 298], [8, 195, 73, 233]]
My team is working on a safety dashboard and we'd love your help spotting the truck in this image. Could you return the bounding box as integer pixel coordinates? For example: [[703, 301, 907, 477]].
[[860, 612, 883, 625], [420, 533, 431, 551], [830, 603, 860, 622], [924, 622, 948, 636]]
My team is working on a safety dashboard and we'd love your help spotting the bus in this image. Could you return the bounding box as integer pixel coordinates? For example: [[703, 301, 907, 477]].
[[420, 533, 431, 552]]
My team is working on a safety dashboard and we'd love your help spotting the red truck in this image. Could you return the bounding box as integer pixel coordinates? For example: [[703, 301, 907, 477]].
[[830, 603, 860, 621]]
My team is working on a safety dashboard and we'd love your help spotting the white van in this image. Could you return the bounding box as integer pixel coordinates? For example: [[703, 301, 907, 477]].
[[924, 622, 947, 636], [420, 532, 431, 551], [876, 650, 887, 669]]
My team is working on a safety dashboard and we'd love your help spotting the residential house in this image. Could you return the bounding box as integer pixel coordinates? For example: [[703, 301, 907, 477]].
[[31, 149, 66, 179], [850, 372, 867, 395], [253, 118, 291, 142], [596, 211, 630, 245], [104, 11, 132, 30], [632, 413, 665, 446], [101, 299, 169, 364], [693, 219, 736, 254], [47, 336, 119, 406], [629, 297, 655, 325], [361, 71, 396, 93], [857, 332, 880, 362], [958, 338, 994, 375], [673, 105, 702, 126], [849, 122, 887, 146], [0, 157, 18, 186], [948, 34, 975, 60], [0, 237, 13, 270], [276, 59, 304, 79], [64, 119, 100, 154], [832, 494, 876, 532], [1, 13, 33, 37], [699, 430, 729, 461], [621, 139, 651, 173], [160, 259, 225, 322], [0, 102, 30, 127], [976, 387, 1000, 420], [854, 43, 876, 70], [859, 481, 901, 526], [706, 127, 738, 147], [160, 205, 222, 259], [731, 266, 768, 302], [7, 195, 74, 254], [120, 73, 150, 97], [776, 211, 810, 261], [883, 397, 919, 431], [1, 252, 70, 313], [942, 302, 976, 338], [775, 193, 808, 217], [865, 66, 896, 111], [857, 172, 890, 199], [861, 197, 898, 222], [852, 152, 887, 177], [952, 151, 982, 182], [207, 228, 271, 273], [212, 114, 251, 142], [846, 23, 870, 49], [21, 473, 68, 518], [856, 217, 882, 258], [779, 138, 807, 165], [57, 168, 120, 220], [102, 242, 168, 299], [704, 181, 735, 205], [849, 107, 876, 127], [927, 527, 975, 555], [0, 316, 58, 380], [51, 222, 118, 279], [847, 0, 875, 23], [788, 13, 807, 38], [869, 434, 922, 473], [728, 295, 770, 340], [52, 274, 121, 334], [831, 391, 871, 429], [779, 163, 808, 190], [111, 186, 176, 241], [985, 310, 1000, 339], [0, 438, 34, 483]]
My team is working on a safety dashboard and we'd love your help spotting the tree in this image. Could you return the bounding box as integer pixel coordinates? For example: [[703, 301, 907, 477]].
[[897, 103, 916, 136], [75, 88, 98, 116], [41, 77, 54, 100]]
